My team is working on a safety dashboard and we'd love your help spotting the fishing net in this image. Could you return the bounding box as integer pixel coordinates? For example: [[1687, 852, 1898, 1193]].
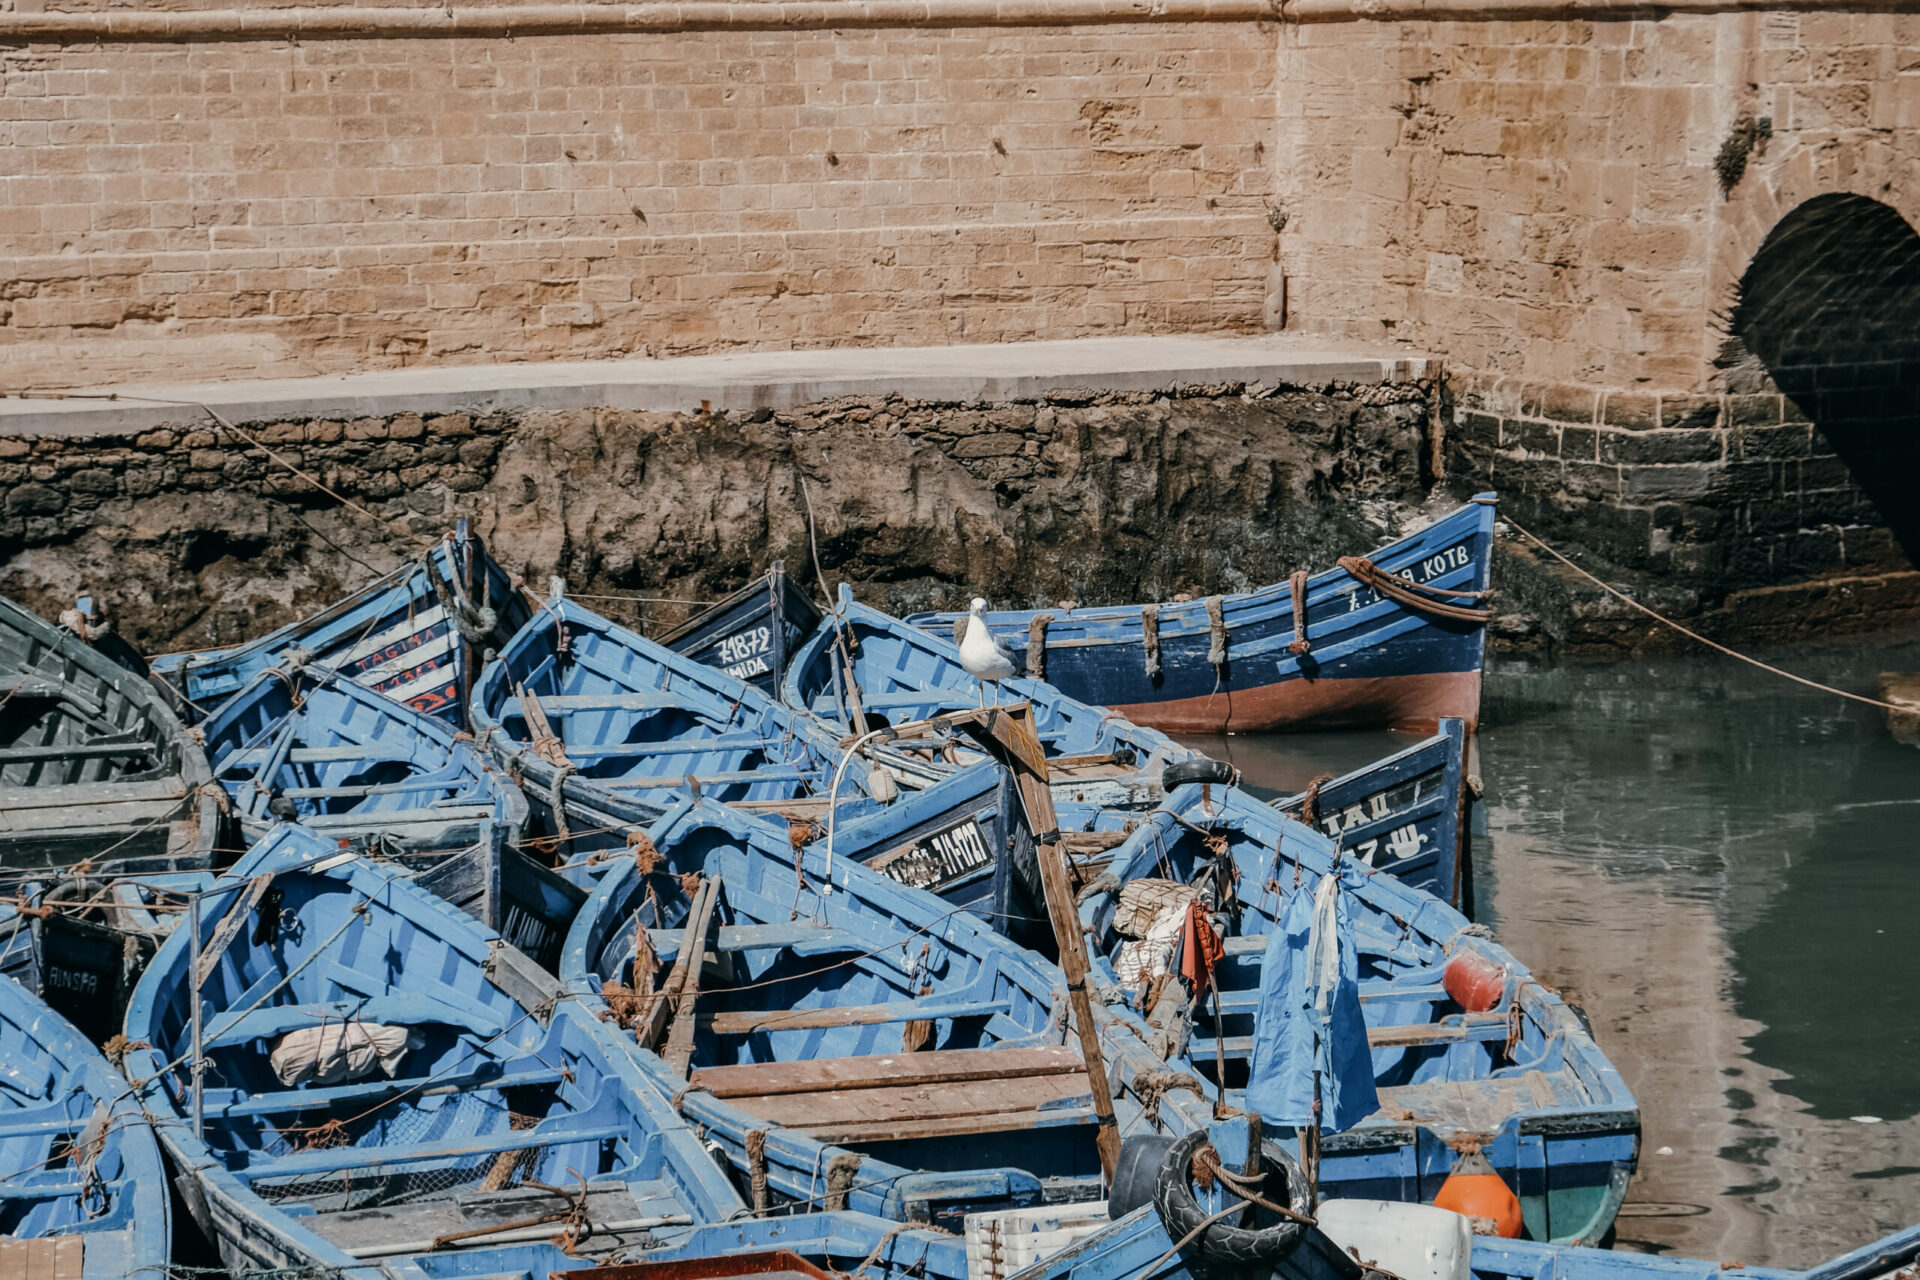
[[252, 1095, 555, 1213]]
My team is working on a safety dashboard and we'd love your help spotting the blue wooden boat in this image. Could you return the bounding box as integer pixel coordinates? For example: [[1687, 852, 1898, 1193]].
[[151, 521, 530, 726], [656, 562, 821, 698], [472, 596, 892, 836], [0, 591, 221, 875], [1072, 784, 1638, 1246], [562, 796, 1135, 1230], [196, 662, 579, 936], [0, 969, 171, 1280], [1272, 717, 1475, 912], [628, 1212, 971, 1280], [1014, 1176, 1920, 1280], [121, 824, 745, 1280], [784, 587, 1217, 807], [906, 496, 1497, 734]]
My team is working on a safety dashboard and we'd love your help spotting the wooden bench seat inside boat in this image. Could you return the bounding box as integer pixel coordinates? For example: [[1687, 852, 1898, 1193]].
[[1188, 1011, 1514, 1059], [299, 1178, 691, 1260], [0, 1234, 83, 1280], [204, 995, 506, 1050], [697, 991, 1011, 1036], [689, 1045, 1092, 1144]]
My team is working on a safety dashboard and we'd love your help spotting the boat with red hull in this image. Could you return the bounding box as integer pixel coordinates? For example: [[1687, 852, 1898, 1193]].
[[907, 495, 1496, 734]]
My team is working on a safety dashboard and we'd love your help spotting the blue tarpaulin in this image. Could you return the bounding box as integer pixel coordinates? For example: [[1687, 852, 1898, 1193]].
[[1243, 863, 1379, 1133]]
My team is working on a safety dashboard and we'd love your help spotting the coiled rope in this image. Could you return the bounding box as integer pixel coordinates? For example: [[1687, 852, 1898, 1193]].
[[1338, 555, 1493, 624]]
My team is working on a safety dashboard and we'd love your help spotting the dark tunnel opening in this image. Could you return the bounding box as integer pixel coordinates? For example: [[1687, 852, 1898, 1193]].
[[1731, 193, 1920, 566]]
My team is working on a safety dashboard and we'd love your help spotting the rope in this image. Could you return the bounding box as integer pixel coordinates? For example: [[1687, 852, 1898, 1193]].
[[1132, 1069, 1207, 1122], [1501, 514, 1905, 712], [1299, 773, 1335, 829], [825, 1152, 861, 1210], [848, 1222, 919, 1280], [1288, 570, 1311, 655], [1338, 555, 1492, 623], [548, 762, 578, 851], [1205, 596, 1227, 668], [744, 1128, 770, 1213], [1026, 613, 1054, 680], [950, 618, 967, 647], [1141, 603, 1161, 678]]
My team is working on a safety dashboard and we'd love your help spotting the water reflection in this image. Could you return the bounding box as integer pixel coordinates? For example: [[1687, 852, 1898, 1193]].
[[1187, 637, 1920, 1266]]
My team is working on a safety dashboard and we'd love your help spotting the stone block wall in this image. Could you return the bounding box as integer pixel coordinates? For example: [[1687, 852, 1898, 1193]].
[[1449, 375, 1908, 603], [1269, 11, 1920, 393], [0, 22, 1276, 390], [0, 380, 1436, 653]]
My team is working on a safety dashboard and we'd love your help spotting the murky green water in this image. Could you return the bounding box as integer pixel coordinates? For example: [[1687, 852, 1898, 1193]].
[[1184, 635, 1920, 1267]]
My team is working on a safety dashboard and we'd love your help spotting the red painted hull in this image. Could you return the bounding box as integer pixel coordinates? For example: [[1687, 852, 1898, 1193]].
[[1110, 670, 1482, 735]]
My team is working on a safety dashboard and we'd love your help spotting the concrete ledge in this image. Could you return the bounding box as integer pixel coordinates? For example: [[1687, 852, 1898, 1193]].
[[0, 0, 1909, 41], [0, 335, 1435, 438]]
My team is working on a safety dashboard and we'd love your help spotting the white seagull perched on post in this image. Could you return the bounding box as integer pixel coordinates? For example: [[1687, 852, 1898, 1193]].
[[959, 597, 1018, 708]]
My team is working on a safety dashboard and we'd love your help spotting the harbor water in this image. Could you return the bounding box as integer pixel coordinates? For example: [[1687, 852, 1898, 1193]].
[[1181, 635, 1920, 1268]]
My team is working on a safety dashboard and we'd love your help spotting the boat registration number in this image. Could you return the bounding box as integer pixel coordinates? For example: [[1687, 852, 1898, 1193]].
[[876, 818, 995, 892], [1345, 539, 1474, 611]]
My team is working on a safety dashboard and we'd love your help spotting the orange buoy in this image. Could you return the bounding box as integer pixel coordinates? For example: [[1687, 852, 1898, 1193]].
[[1433, 1147, 1523, 1238], [1443, 950, 1507, 1014]]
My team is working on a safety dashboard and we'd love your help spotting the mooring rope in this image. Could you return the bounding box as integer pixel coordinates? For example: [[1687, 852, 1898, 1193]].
[[1027, 613, 1053, 680], [1501, 515, 1902, 713], [1338, 555, 1492, 623]]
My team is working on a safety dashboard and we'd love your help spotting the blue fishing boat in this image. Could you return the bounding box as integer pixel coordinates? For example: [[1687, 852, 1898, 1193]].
[[906, 496, 1497, 734], [0, 591, 221, 875], [784, 587, 1218, 807], [120, 825, 744, 1280], [471, 595, 892, 837], [1272, 717, 1475, 912], [1016, 1172, 1920, 1280], [0, 970, 171, 1280], [656, 562, 821, 698], [629, 1212, 971, 1280], [562, 796, 1133, 1229], [200, 661, 552, 915], [1073, 784, 1638, 1246], [151, 521, 529, 726]]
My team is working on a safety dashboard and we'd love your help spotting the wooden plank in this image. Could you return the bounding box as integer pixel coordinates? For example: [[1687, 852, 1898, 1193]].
[[954, 703, 1120, 1180], [195, 875, 275, 989], [700, 994, 1010, 1036], [801, 1106, 1097, 1146], [662, 874, 722, 1075], [725, 1072, 1087, 1133], [690, 1046, 1083, 1099], [51, 1235, 81, 1280], [637, 875, 715, 1056]]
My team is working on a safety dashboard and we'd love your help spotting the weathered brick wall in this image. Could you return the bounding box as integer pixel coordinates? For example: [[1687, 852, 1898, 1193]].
[[1270, 12, 1920, 391], [1264, 10, 1920, 627], [0, 23, 1276, 390]]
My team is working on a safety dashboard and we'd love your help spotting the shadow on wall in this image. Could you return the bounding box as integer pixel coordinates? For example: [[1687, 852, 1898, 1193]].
[[1729, 193, 1920, 563]]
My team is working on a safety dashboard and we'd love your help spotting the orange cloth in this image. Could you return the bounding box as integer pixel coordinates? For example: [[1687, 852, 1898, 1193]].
[[1178, 901, 1225, 996]]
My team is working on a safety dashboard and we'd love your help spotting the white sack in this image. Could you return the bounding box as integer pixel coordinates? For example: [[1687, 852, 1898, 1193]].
[[269, 1021, 425, 1088], [1111, 879, 1197, 987]]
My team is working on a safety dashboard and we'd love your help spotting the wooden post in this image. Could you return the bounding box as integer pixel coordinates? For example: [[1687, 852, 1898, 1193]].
[[954, 704, 1121, 1181], [189, 893, 204, 1144], [656, 876, 722, 1073]]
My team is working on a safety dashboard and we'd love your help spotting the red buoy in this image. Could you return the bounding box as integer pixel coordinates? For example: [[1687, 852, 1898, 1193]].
[[1433, 1147, 1523, 1238], [1443, 950, 1507, 1013]]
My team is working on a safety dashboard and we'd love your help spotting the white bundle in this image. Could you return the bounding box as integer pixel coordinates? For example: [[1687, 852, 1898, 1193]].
[[1111, 879, 1197, 986], [269, 1021, 424, 1088]]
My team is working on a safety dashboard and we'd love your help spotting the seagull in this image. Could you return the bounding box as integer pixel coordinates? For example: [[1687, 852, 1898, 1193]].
[[959, 597, 1018, 708]]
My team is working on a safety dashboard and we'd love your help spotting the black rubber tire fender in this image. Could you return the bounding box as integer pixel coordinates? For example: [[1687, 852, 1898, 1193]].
[[1162, 757, 1239, 791], [1150, 1129, 1310, 1270]]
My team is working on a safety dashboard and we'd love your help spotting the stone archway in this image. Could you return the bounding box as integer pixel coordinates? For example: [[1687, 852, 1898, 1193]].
[[1729, 193, 1920, 564]]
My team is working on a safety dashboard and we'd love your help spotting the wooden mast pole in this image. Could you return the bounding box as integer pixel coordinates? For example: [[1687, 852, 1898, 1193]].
[[954, 703, 1122, 1181]]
